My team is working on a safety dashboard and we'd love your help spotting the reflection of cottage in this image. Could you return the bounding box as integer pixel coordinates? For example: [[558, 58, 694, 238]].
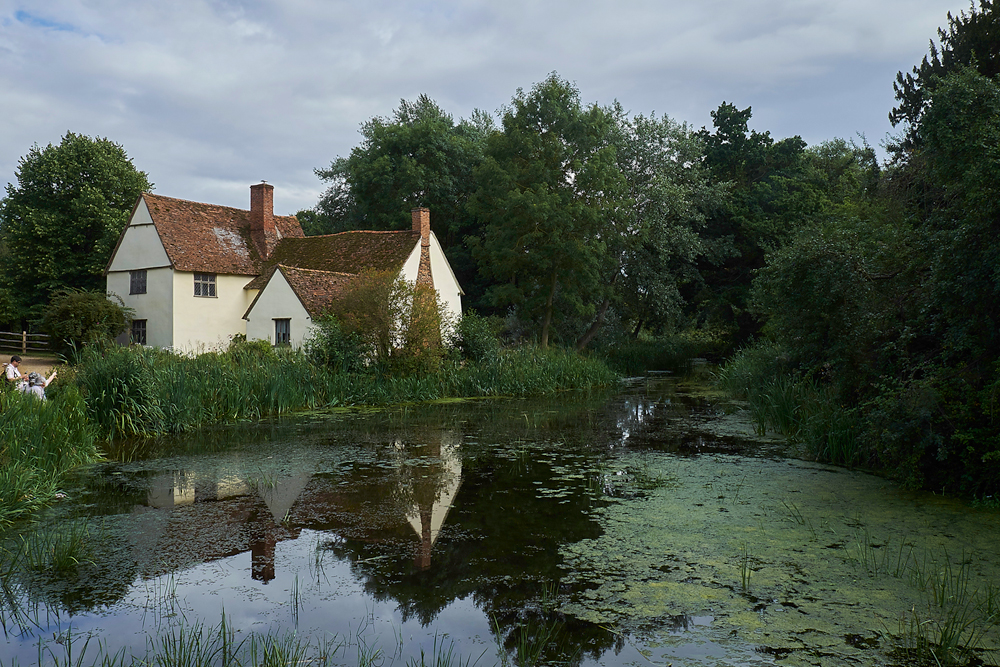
[[243, 208, 463, 348], [127, 432, 462, 583], [106, 184, 462, 352]]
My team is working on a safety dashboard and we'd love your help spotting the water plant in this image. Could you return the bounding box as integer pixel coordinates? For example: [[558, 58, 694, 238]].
[[739, 542, 752, 593], [0, 385, 100, 528], [406, 632, 485, 667]]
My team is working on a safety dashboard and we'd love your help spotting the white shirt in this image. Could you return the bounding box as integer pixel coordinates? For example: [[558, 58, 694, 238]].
[[5, 363, 25, 389]]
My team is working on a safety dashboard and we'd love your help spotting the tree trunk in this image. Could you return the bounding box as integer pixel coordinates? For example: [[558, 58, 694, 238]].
[[540, 271, 557, 348], [632, 318, 643, 339], [576, 297, 611, 351], [575, 272, 619, 351]]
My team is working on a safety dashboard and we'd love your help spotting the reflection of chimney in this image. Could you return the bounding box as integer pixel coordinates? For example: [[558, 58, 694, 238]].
[[415, 505, 433, 570], [251, 528, 276, 583], [250, 182, 278, 257], [411, 208, 433, 289]]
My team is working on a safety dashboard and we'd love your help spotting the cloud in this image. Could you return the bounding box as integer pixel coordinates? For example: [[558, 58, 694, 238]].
[[0, 0, 966, 212]]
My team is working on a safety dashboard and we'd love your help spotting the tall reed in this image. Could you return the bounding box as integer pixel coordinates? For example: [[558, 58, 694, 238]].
[[0, 385, 99, 528], [716, 343, 863, 467]]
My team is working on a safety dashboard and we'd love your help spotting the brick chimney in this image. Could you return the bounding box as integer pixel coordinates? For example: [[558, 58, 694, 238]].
[[250, 182, 278, 257], [411, 207, 430, 247], [411, 208, 433, 288]]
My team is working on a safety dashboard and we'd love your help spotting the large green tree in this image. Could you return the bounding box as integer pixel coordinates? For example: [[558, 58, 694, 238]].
[[310, 96, 492, 301], [574, 108, 729, 349], [890, 0, 1000, 150], [0, 132, 152, 322], [468, 74, 624, 348], [693, 104, 874, 343]]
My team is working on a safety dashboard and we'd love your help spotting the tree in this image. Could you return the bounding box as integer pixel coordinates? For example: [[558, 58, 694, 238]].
[[469, 74, 624, 348], [328, 269, 452, 373], [890, 0, 1000, 150], [313, 96, 493, 301], [575, 108, 729, 348], [0, 132, 152, 322], [693, 104, 870, 343]]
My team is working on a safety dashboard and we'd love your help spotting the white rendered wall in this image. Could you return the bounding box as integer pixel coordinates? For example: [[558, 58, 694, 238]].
[[107, 266, 175, 348], [400, 241, 421, 283], [429, 233, 463, 326], [245, 271, 314, 348], [171, 272, 255, 353], [107, 201, 171, 272]]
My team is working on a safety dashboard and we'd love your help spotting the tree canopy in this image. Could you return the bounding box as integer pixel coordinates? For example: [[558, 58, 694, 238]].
[[468, 74, 623, 347], [0, 132, 152, 323], [890, 0, 1000, 149]]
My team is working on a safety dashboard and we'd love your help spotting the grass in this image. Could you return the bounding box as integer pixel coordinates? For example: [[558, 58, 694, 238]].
[[739, 542, 752, 593], [69, 343, 618, 441], [0, 385, 100, 528]]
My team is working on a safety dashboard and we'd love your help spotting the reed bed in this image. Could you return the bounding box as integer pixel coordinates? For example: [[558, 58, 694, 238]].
[[715, 344, 863, 467], [1, 342, 618, 532], [0, 386, 99, 528]]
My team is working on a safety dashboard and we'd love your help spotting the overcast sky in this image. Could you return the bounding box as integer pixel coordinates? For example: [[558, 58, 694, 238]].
[[0, 0, 965, 215]]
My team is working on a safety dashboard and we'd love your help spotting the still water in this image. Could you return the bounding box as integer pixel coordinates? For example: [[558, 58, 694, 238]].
[[2, 370, 999, 666]]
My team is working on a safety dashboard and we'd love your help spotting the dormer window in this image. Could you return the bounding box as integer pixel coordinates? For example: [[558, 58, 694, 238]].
[[194, 273, 216, 297]]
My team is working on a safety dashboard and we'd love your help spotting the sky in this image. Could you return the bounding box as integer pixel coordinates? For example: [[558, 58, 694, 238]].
[[0, 0, 968, 216]]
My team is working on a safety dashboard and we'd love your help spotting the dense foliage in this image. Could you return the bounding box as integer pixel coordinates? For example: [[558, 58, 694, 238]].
[[0, 132, 151, 324], [40, 288, 133, 355], [723, 1, 1000, 496]]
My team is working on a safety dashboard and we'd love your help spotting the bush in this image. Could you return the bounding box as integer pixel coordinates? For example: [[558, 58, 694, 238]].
[[304, 315, 365, 373], [224, 335, 278, 366], [452, 311, 502, 363], [40, 289, 133, 355]]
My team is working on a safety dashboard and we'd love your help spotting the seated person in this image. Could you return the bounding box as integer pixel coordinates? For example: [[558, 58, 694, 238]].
[[5, 355, 26, 391], [25, 370, 56, 400]]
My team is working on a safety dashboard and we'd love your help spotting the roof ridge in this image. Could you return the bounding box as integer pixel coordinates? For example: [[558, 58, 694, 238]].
[[278, 264, 356, 278], [144, 192, 297, 219], [304, 229, 419, 239]]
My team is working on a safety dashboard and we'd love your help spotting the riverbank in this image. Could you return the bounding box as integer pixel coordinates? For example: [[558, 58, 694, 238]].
[[0, 342, 621, 528]]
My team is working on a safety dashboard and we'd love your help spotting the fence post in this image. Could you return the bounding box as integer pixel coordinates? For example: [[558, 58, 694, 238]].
[[22, 331, 26, 355]]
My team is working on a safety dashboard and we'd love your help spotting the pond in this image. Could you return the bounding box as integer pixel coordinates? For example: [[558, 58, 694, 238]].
[[2, 368, 999, 667]]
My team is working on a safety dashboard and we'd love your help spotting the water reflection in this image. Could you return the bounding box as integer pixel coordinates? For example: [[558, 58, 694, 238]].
[[5, 375, 995, 667], [125, 427, 464, 585]]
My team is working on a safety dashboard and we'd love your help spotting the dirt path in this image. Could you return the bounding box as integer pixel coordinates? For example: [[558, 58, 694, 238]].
[[2, 354, 62, 377]]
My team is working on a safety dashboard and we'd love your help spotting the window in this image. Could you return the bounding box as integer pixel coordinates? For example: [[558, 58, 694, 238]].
[[130, 269, 147, 295], [194, 273, 216, 297], [131, 319, 147, 346], [274, 319, 290, 346]]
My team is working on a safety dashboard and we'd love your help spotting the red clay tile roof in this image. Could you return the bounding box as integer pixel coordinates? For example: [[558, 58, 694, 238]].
[[264, 230, 420, 276], [243, 265, 357, 319], [281, 266, 358, 317], [142, 192, 303, 275]]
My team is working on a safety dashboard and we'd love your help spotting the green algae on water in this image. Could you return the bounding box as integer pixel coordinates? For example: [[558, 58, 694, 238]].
[[558, 453, 1000, 666]]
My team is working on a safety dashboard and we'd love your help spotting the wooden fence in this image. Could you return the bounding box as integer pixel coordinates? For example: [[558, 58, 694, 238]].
[[0, 331, 50, 355]]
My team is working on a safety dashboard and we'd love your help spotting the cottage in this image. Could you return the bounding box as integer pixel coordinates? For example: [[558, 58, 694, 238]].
[[106, 184, 462, 351], [244, 208, 464, 347]]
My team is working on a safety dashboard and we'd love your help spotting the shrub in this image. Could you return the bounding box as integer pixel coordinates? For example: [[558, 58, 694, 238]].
[[40, 289, 133, 355], [304, 315, 365, 373], [452, 311, 502, 363]]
